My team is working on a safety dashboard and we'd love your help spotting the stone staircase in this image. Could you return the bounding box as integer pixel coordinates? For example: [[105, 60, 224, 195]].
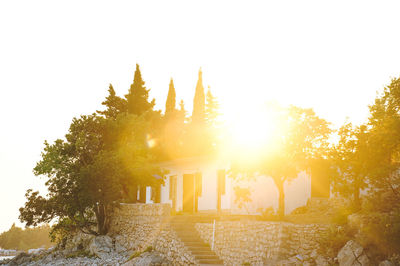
[[170, 216, 223, 265]]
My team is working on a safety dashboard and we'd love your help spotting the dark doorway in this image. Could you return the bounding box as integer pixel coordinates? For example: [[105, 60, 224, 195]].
[[183, 174, 195, 213]]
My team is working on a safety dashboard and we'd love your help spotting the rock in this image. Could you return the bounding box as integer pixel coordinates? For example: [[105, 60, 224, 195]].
[[115, 241, 127, 254], [310, 249, 318, 259], [315, 255, 329, 266], [7, 252, 33, 265], [123, 251, 170, 266], [89, 235, 114, 258], [379, 260, 394, 266], [337, 240, 370, 266]]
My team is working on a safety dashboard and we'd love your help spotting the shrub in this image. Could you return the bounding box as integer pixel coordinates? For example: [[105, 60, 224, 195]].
[[128, 251, 142, 261], [291, 205, 308, 215], [358, 208, 400, 258], [260, 207, 280, 221], [331, 206, 353, 225], [318, 225, 356, 257], [144, 246, 153, 252]]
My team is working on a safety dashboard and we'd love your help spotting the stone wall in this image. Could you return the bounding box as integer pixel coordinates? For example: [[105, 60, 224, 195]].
[[107, 203, 196, 265], [195, 221, 329, 265]]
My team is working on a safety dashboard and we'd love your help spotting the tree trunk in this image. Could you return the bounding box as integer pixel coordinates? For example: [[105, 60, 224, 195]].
[[96, 203, 109, 235], [276, 179, 285, 219]]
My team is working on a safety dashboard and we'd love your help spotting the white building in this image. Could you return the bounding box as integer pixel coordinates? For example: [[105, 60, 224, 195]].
[[141, 156, 327, 215]]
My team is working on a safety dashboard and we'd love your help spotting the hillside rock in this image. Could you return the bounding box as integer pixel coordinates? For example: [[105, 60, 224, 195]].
[[122, 251, 171, 266], [337, 240, 370, 266], [89, 235, 113, 258]]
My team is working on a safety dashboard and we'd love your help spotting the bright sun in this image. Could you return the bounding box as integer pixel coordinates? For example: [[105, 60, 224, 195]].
[[223, 103, 281, 156]]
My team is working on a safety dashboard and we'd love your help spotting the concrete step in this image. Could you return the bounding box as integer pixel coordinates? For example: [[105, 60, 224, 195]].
[[169, 219, 223, 265], [190, 250, 217, 256], [175, 231, 200, 236], [198, 259, 224, 264], [195, 255, 220, 260], [183, 241, 209, 246], [177, 235, 202, 240], [187, 246, 210, 252]]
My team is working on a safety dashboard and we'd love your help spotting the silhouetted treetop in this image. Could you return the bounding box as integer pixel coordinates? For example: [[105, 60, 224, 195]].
[[165, 78, 176, 118], [97, 84, 127, 119], [192, 68, 205, 124], [126, 64, 155, 115]]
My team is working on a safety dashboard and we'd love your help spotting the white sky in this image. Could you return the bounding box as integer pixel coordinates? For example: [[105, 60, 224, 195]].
[[1, 0, 400, 232]]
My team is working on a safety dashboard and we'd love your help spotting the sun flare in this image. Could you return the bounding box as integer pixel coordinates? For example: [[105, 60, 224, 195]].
[[223, 103, 282, 157]]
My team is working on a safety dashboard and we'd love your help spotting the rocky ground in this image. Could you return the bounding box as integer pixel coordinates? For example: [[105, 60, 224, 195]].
[[0, 233, 397, 266], [0, 234, 172, 266], [1, 250, 171, 266]]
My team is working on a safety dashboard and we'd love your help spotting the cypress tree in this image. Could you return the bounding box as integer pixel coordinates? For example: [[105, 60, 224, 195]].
[[97, 84, 127, 119], [126, 64, 155, 115], [165, 78, 176, 117], [192, 68, 205, 124]]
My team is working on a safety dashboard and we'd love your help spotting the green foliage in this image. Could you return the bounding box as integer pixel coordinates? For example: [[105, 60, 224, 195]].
[[20, 110, 163, 237], [259, 207, 280, 221], [331, 206, 353, 225], [0, 224, 52, 251], [128, 249, 149, 261], [126, 64, 155, 116], [144, 246, 153, 252], [97, 84, 127, 119], [367, 77, 400, 201], [358, 210, 400, 259], [318, 225, 355, 258], [231, 105, 331, 218], [129, 251, 141, 260], [290, 206, 308, 215], [331, 122, 371, 210]]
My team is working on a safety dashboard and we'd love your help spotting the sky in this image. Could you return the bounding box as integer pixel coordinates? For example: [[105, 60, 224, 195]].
[[1, 0, 400, 232]]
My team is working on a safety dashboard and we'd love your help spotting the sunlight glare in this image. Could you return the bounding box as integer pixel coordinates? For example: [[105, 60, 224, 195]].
[[224, 103, 281, 158]]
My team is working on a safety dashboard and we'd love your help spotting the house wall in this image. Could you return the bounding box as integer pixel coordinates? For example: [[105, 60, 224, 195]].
[[158, 159, 312, 215], [159, 159, 231, 212], [231, 171, 311, 215]]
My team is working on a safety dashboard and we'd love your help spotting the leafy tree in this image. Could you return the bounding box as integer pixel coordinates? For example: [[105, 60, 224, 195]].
[[97, 84, 127, 119], [19, 113, 162, 236], [331, 122, 370, 211], [232, 106, 331, 218], [126, 64, 155, 116], [0, 224, 52, 251], [367, 77, 400, 201]]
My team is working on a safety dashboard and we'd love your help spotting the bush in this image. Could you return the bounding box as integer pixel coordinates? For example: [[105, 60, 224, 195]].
[[0, 224, 52, 251], [318, 225, 356, 257], [291, 205, 308, 215], [358, 209, 400, 258], [331, 206, 353, 225], [128, 251, 142, 261], [260, 207, 280, 221], [144, 246, 153, 252]]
